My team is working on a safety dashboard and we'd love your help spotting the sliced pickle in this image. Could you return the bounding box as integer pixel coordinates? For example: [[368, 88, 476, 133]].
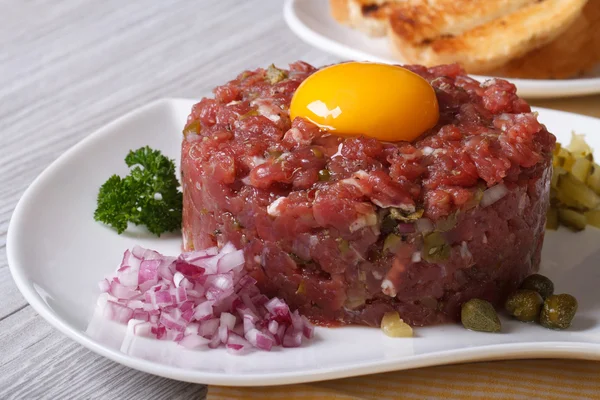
[[567, 132, 593, 159], [570, 158, 592, 183], [587, 164, 600, 195], [558, 173, 600, 209], [585, 210, 600, 229], [557, 208, 587, 232]]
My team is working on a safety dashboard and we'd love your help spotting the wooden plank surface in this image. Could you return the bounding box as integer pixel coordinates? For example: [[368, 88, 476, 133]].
[[1, 0, 599, 399]]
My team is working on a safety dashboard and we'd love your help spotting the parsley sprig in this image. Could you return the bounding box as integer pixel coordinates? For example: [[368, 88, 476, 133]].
[[94, 146, 182, 236]]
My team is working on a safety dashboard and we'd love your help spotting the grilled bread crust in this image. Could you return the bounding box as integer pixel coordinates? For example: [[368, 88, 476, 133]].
[[387, 0, 589, 73]]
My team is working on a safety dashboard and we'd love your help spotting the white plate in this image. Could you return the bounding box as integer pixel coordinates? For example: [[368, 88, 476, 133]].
[[7, 98, 600, 386], [283, 0, 600, 99]]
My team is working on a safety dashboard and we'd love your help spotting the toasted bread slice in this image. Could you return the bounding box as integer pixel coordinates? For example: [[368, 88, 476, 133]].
[[492, 0, 600, 79], [388, 0, 589, 73], [330, 0, 395, 37]]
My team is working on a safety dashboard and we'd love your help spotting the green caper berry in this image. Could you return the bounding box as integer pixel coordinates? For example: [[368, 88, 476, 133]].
[[318, 169, 331, 181], [461, 298, 501, 333], [311, 148, 324, 158], [540, 294, 578, 330], [520, 274, 554, 299], [505, 289, 543, 322]]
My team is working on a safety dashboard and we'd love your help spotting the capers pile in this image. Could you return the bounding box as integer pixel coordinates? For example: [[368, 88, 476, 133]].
[[460, 274, 578, 332], [506, 274, 578, 330]]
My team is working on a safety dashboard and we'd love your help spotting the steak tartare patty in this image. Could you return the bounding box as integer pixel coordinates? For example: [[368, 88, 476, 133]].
[[181, 62, 555, 327]]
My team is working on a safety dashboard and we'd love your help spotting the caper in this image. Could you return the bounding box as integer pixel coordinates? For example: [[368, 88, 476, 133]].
[[505, 290, 543, 322], [311, 148, 324, 158], [461, 298, 501, 332], [422, 232, 450, 263], [318, 169, 331, 181], [519, 274, 554, 299], [540, 294, 578, 330]]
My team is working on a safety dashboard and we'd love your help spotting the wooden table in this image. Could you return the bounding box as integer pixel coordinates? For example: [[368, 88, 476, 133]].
[[0, 1, 598, 398]]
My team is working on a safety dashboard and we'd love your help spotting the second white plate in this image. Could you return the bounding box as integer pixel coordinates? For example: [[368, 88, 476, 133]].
[[284, 0, 600, 99]]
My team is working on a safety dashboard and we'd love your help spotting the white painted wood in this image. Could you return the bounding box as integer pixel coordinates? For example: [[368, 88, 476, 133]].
[[0, 0, 336, 397]]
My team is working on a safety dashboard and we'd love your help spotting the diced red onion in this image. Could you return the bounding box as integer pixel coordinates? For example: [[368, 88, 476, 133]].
[[173, 272, 185, 288], [268, 320, 279, 335], [265, 298, 290, 319], [110, 281, 138, 300], [301, 316, 314, 339], [237, 304, 259, 323], [218, 324, 229, 344], [98, 279, 110, 293], [245, 328, 274, 351], [226, 332, 250, 354], [291, 310, 304, 331], [481, 183, 508, 208], [396, 223, 415, 234], [208, 332, 221, 349], [275, 324, 286, 345], [282, 328, 303, 348], [98, 243, 314, 352], [217, 250, 245, 274], [220, 312, 236, 330], [199, 318, 219, 338], [179, 334, 210, 349], [219, 242, 237, 255], [103, 300, 133, 324], [192, 301, 214, 321], [179, 333, 211, 349], [232, 323, 245, 337], [132, 309, 149, 322], [132, 320, 154, 337], [415, 218, 434, 233], [243, 316, 256, 334], [184, 322, 200, 336], [138, 259, 160, 286]]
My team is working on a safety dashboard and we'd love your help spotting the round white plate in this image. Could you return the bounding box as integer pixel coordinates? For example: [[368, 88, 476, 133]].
[[7, 98, 600, 386], [283, 0, 600, 99]]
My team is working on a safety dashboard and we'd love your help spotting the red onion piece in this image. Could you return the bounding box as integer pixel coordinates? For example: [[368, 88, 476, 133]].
[[198, 318, 219, 338], [245, 328, 274, 351], [179, 333, 210, 349], [103, 300, 133, 324], [98, 279, 110, 293], [220, 312, 236, 330], [132, 320, 154, 337], [481, 183, 508, 208], [226, 332, 250, 354], [396, 223, 415, 234], [415, 218, 434, 233], [301, 316, 315, 339], [268, 320, 279, 335], [282, 328, 303, 348]]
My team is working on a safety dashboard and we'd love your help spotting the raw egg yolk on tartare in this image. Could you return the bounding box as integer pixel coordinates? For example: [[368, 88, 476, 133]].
[[289, 62, 439, 142]]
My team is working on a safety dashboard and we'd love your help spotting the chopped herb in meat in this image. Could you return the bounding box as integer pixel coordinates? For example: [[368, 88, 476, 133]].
[[94, 146, 182, 236], [266, 64, 287, 84]]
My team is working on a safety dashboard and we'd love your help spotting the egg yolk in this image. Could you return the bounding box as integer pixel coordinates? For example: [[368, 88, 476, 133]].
[[289, 62, 439, 142]]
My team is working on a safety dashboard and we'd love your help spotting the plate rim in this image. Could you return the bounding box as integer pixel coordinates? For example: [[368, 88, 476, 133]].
[[7, 98, 600, 386], [283, 0, 600, 99]]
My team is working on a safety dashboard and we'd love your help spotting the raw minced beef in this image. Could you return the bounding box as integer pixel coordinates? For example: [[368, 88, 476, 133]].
[[180, 62, 555, 327]]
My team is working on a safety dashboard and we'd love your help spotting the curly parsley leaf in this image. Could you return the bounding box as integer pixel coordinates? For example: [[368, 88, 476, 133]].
[[94, 146, 182, 236]]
